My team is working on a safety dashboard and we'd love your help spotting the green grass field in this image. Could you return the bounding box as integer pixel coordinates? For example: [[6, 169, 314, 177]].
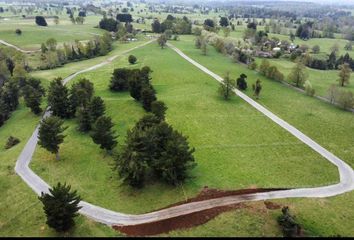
[[1, 5, 354, 236], [0, 15, 104, 50], [28, 41, 338, 218]]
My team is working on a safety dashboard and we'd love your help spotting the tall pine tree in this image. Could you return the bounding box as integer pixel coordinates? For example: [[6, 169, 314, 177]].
[[47, 78, 71, 118], [90, 116, 118, 153], [38, 182, 82, 232], [38, 116, 67, 160]]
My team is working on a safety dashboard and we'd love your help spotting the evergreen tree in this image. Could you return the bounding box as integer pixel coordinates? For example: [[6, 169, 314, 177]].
[[219, 17, 229, 27], [1, 79, 19, 111], [47, 78, 71, 118], [22, 78, 45, 115], [38, 182, 82, 232], [69, 78, 94, 113], [77, 107, 92, 132], [151, 19, 161, 33], [149, 122, 196, 185], [116, 114, 195, 187], [35, 16, 48, 26], [128, 55, 137, 64], [0, 98, 10, 127], [38, 116, 67, 160], [236, 73, 248, 90], [89, 96, 105, 122], [116, 127, 149, 188], [110, 68, 130, 91], [151, 100, 167, 121], [140, 85, 157, 111], [90, 116, 118, 152]]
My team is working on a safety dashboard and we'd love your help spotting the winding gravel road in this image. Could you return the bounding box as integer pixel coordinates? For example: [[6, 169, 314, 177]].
[[14, 41, 354, 227]]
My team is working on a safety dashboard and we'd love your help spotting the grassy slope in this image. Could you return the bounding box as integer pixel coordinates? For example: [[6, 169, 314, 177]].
[[225, 26, 354, 97], [29, 42, 337, 217], [0, 40, 154, 237], [0, 15, 104, 50], [169, 35, 354, 236], [255, 57, 354, 97], [0, 102, 119, 237]]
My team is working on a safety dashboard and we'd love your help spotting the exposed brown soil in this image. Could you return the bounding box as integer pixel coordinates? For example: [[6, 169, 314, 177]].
[[112, 186, 288, 236], [264, 201, 282, 210]]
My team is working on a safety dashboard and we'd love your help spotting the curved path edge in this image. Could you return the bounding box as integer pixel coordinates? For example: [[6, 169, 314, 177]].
[[14, 41, 354, 227], [0, 39, 40, 53]]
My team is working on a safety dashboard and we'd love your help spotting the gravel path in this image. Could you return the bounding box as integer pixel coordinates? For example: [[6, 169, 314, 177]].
[[14, 41, 354, 227], [0, 39, 39, 53]]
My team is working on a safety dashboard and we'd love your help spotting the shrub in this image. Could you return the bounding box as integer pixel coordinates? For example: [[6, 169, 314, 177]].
[[304, 80, 315, 97], [337, 89, 354, 110], [277, 206, 301, 237], [128, 55, 137, 64], [5, 136, 20, 149], [35, 16, 48, 26]]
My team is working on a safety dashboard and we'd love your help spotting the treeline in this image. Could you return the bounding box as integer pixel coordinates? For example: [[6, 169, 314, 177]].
[[151, 15, 192, 34], [302, 52, 354, 71], [109, 66, 159, 112], [39, 33, 113, 70]]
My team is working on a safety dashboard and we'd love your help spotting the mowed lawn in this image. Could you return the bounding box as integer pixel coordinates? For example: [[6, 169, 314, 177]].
[[30, 41, 337, 215]]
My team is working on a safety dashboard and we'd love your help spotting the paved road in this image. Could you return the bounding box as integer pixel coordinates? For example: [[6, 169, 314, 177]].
[[0, 40, 39, 53], [14, 41, 354, 227]]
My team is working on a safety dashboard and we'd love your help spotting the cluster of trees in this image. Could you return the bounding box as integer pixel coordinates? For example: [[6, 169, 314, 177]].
[[98, 16, 136, 41], [0, 49, 47, 127], [151, 15, 192, 35], [39, 33, 113, 70], [219, 72, 262, 100], [259, 59, 285, 82], [116, 113, 196, 187], [302, 52, 354, 71], [69, 14, 85, 24], [43, 78, 116, 158], [109, 66, 160, 112], [99, 13, 134, 33]]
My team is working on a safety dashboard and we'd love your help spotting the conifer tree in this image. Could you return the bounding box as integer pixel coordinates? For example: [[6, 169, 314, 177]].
[[38, 182, 82, 232], [151, 100, 167, 121], [90, 116, 117, 152], [47, 78, 71, 118], [22, 78, 45, 115], [77, 107, 92, 132], [140, 85, 157, 111], [38, 116, 67, 160], [89, 96, 105, 122]]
